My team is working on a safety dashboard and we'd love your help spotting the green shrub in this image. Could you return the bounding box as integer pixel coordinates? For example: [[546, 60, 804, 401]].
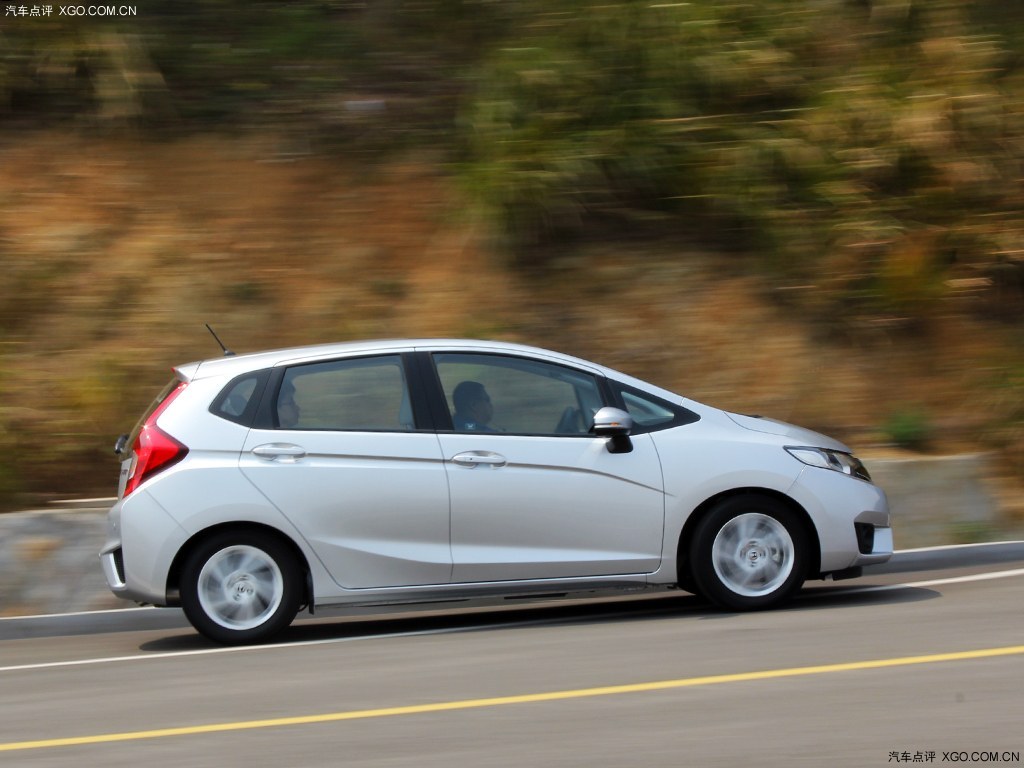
[[883, 408, 934, 451]]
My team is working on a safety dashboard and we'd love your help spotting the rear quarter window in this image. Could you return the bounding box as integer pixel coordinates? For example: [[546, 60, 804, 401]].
[[210, 370, 270, 425]]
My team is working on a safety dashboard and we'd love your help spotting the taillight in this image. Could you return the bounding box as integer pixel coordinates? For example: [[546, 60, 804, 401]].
[[124, 381, 189, 497]]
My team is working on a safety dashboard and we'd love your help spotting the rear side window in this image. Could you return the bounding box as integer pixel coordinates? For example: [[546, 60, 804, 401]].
[[210, 370, 270, 426], [275, 355, 413, 431]]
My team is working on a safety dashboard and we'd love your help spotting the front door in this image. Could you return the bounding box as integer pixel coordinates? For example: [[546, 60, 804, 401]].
[[431, 353, 665, 583]]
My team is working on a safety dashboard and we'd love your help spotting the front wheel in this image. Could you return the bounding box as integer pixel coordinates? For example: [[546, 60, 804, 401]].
[[690, 495, 808, 611], [180, 530, 303, 644]]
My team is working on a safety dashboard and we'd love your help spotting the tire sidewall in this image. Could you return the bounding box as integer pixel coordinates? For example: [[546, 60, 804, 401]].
[[180, 530, 302, 644], [690, 495, 808, 611]]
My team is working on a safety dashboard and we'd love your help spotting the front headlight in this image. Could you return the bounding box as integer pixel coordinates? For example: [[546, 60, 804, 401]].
[[785, 446, 871, 481]]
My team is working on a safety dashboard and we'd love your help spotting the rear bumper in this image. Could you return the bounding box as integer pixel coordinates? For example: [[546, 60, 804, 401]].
[[99, 493, 188, 606], [100, 547, 126, 590]]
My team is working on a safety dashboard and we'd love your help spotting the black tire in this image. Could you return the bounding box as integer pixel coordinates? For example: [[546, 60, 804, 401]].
[[675, 557, 699, 596], [180, 530, 303, 644], [689, 495, 808, 611]]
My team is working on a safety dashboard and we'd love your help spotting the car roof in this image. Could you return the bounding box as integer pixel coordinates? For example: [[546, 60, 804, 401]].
[[175, 338, 611, 382]]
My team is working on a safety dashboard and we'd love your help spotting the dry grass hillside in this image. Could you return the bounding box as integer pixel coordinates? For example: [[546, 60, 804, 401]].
[[0, 131, 1021, 526]]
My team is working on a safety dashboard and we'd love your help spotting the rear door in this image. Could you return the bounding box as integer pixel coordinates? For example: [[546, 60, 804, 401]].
[[239, 353, 451, 590]]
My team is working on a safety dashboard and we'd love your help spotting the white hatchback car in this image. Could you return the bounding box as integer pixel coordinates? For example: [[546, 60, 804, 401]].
[[101, 338, 892, 643]]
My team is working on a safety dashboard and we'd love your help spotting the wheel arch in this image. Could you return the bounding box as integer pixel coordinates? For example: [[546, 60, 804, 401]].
[[676, 488, 821, 585], [166, 522, 313, 609]]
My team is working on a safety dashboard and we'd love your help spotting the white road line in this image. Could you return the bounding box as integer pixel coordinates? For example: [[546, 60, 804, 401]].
[[0, 620, 538, 674], [895, 540, 1024, 554], [0, 631, 431, 673], [0, 606, 158, 622], [847, 567, 1024, 592], [2, 566, 1023, 675]]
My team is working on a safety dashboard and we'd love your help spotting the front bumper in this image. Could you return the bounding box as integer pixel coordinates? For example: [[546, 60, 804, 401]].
[[787, 467, 893, 573]]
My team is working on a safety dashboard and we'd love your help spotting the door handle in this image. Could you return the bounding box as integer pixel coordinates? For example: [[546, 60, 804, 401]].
[[252, 443, 307, 462], [451, 451, 507, 468]]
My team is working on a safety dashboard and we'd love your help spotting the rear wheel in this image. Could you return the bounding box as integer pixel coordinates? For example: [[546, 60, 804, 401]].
[[690, 495, 808, 611], [180, 530, 302, 644]]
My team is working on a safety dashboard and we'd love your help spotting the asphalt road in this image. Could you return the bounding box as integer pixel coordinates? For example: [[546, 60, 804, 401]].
[[1, 544, 1022, 767]]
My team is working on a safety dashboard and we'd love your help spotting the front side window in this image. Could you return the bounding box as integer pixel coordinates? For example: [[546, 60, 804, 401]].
[[433, 353, 603, 435], [275, 355, 412, 431], [620, 390, 676, 428], [613, 383, 700, 432]]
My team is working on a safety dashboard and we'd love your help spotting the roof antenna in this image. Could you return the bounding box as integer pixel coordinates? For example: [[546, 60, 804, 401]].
[[205, 324, 235, 356]]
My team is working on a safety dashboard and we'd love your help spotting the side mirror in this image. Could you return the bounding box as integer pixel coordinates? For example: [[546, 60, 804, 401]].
[[591, 407, 633, 436], [591, 407, 634, 452]]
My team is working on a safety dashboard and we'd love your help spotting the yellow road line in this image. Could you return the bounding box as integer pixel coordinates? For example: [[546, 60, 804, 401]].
[[3, 644, 1023, 753]]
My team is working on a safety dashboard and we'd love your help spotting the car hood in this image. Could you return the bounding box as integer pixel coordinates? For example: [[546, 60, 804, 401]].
[[724, 411, 850, 452]]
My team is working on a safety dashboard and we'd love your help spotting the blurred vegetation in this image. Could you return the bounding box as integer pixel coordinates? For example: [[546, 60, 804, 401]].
[[1, 0, 1023, 507], [7, 1, 1019, 319], [462, 1, 1024, 318], [882, 407, 934, 451]]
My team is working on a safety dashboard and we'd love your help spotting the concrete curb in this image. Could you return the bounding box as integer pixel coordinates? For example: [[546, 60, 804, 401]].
[[0, 507, 123, 617], [866, 453, 1006, 549]]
